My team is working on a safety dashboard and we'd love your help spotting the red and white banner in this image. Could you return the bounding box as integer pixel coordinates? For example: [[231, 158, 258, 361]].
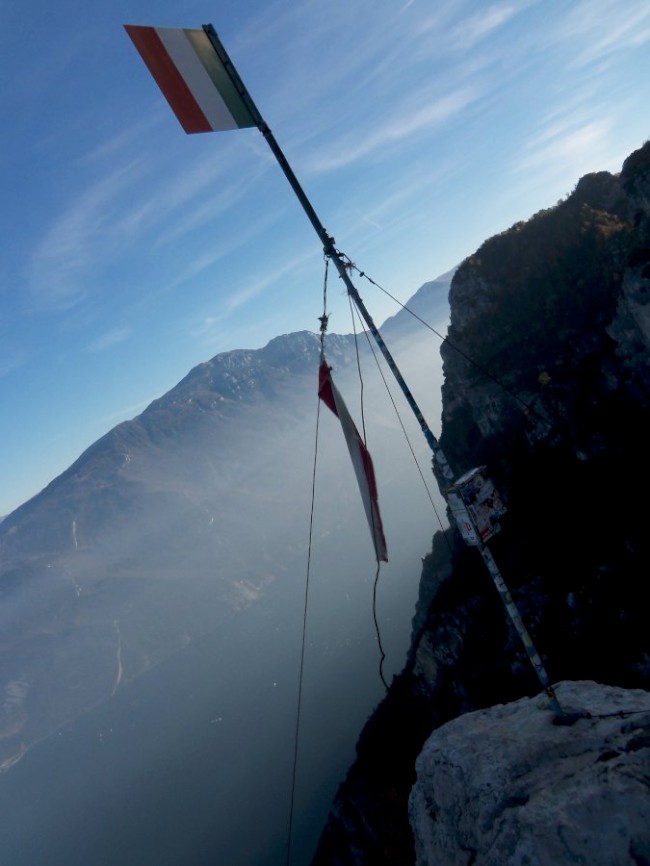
[[319, 361, 388, 563]]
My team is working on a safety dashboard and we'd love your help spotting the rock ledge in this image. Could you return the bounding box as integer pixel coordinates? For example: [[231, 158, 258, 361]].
[[409, 680, 650, 866]]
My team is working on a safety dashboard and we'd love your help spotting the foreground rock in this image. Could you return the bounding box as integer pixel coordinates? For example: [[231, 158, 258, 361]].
[[409, 680, 650, 866]]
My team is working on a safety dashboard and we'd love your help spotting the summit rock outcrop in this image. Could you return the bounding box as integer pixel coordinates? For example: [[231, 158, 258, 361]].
[[409, 680, 650, 866]]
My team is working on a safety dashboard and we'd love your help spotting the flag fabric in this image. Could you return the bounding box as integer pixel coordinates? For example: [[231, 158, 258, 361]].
[[318, 361, 388, 563], [124, 25, 257, 134]]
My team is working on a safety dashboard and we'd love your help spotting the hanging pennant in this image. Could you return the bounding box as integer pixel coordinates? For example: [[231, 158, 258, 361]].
[[318, 360, 388, 563]]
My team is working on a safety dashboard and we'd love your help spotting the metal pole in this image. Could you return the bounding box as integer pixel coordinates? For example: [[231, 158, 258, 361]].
[[202, 24, 453, 483], [479, 543, 563, 715], [202, 24, 562, 714]]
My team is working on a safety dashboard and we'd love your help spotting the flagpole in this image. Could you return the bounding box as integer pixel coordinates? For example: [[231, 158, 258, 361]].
[[202, 25, 454, 485], [201, 24, 562, 715]]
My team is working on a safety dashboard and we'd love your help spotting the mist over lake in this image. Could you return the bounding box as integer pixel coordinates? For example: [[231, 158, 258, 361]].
[[0, 287, 450, 865]]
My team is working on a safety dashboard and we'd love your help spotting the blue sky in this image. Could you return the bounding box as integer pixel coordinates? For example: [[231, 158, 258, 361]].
[[2, 0, 650, 517]]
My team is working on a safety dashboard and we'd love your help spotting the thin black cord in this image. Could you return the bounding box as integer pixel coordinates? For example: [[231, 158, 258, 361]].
[[285, 393, 321, 866], [372, 559, 389, 690], [347, 294, 389, 691], [286, 261, 330, 866]]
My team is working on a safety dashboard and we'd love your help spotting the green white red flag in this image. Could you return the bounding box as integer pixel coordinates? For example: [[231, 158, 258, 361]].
[[319, 361, 388, 563], [124, 25, 257, 134]]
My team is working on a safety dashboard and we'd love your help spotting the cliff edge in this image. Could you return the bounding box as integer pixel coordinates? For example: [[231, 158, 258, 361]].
[[410, 680, 650, 865]]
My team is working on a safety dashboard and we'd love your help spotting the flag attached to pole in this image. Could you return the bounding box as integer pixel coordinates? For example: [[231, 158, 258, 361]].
[[124, 25, 257, 134], [318, 361, 388, 563]]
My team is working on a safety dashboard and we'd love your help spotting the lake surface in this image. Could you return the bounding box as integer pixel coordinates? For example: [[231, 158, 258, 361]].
[[0, 525, 427, 866]]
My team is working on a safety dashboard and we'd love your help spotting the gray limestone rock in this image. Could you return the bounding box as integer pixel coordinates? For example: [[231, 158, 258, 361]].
[[409, 680, 650, 866]]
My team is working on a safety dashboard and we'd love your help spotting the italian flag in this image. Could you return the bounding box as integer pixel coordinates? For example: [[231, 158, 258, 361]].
[[124, 25, 257, 134]]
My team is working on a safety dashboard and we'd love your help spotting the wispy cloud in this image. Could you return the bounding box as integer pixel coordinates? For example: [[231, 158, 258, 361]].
[[552, 0, 650, 67], [516, 118, 612, 175], [26, 134, 262, 312], [306, 86, 477, 173], [449, 2, 522, 51], [340, 157, 458, 250], [221, 248, 315, 315], [161, 209, 283, 291], [27, 161, 143, 310], [151, 152, 270, 249], [188, 247, 315, 344], [88, 328, 131, 352], [80, 116, 162, 167]]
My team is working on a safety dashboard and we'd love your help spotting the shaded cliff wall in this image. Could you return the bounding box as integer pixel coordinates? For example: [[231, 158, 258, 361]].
[[311, 139, 650, 865]]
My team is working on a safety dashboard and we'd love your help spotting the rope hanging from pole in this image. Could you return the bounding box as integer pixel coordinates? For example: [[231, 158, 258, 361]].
[[286, 258, 332, 865], [347, 294, 388, 691], [319, 256, 330, 357], [285, 387, 322, 866]]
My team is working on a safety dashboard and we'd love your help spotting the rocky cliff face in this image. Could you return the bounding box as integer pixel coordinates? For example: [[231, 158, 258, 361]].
[[311, 140, 650, 864]]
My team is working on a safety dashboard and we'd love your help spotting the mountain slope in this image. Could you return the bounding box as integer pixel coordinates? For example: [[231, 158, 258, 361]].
[[0, 277, 452, 865], [1, 333, 359, 755]]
